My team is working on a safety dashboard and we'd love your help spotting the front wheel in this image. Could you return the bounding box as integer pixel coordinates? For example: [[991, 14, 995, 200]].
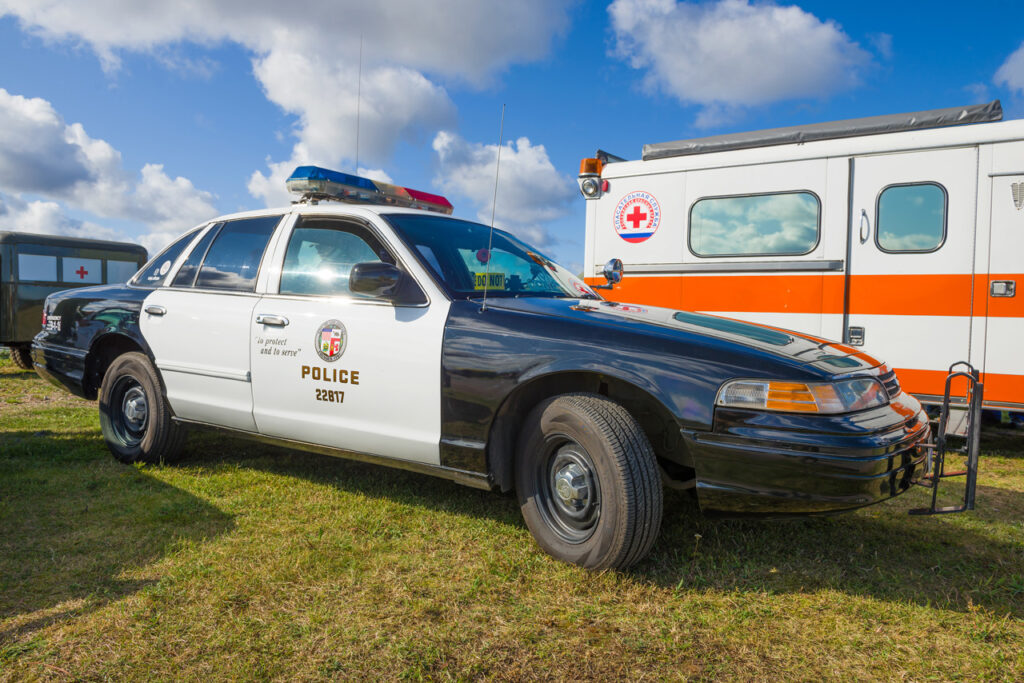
[[515, 393, 663, 570], [98, 352, 185, 464]]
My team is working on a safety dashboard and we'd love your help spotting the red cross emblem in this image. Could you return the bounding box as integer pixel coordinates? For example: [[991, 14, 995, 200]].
[[625, 205, 647, 229], [614, 192, 661, 243], [76, 266, 89, 279]]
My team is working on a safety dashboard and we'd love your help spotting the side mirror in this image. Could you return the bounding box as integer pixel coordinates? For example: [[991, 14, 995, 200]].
[[593, 258, 623, 290], [349, 262, 401, 298]]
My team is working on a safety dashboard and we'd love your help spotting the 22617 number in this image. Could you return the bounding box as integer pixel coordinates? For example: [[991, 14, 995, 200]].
[[315, 389, 345, 404]]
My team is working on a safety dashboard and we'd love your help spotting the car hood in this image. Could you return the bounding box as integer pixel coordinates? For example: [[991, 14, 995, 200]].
[[479, 296, 883, 376]]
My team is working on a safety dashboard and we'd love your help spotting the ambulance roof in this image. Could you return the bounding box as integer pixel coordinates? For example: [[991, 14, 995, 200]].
[[642, 100, 1003, 161]]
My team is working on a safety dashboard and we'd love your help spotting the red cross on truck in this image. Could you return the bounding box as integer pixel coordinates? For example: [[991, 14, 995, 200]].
[[625, 205, 647, 229]]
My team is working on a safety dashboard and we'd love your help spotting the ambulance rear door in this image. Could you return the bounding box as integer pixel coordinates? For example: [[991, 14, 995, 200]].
[[982, 144, 1024, 409]]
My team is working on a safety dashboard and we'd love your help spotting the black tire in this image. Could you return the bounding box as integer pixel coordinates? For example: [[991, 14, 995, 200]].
[[98, 352, 185, 464], [515, 393, 663, 570], [9, 344, 32, 370]]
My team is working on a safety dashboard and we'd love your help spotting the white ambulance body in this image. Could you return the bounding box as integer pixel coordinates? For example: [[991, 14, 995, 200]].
[[580, 101, 1023, 411]]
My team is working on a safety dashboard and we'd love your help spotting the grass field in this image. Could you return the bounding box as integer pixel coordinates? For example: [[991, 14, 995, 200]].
[[1, 353, 1022, 680]]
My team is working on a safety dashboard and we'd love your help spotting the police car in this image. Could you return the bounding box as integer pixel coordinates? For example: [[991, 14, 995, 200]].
[[32, 166, 931, 570]]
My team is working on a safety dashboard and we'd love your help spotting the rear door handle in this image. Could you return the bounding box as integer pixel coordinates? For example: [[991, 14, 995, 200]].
[[144, 305, 167, 316], [256, 314, 289, 327]]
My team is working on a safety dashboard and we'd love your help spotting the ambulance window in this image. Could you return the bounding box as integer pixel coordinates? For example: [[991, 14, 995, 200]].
[[106, 260, 140, 284], [17, 254, 57, 282], [876, 183, 946, 253], [689, 191, 820, 257], [133, 228, 202, 288], [195, 215, 281, 292], [279, 220, 390, 298]]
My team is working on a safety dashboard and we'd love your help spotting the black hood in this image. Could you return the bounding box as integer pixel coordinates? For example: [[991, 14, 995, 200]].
[[477, 297, 882, 376]]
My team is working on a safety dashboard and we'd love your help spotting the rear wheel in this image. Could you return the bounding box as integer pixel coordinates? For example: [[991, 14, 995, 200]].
[[8, 344, 32, 370], [98, 352, 185, 464], [515, 393, 663, 570]]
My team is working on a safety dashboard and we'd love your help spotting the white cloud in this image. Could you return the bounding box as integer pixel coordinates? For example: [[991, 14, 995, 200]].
[[0, 193, 122, 241], [246, 50, 456, 205], [868, 32, 893, 61], [0, 1, 572, 203], [0, 88, 216, 249], [432, 131, 575, 247], [608, 0, 870, 124], [995, 41, 1024, 95]]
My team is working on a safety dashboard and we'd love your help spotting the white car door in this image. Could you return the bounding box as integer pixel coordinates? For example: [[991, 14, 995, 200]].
[[249, 213, 450, 465], [140, 214, 284, 431]]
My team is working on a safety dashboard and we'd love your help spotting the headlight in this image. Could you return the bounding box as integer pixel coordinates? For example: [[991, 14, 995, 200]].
[[716, 377, 888, 414]]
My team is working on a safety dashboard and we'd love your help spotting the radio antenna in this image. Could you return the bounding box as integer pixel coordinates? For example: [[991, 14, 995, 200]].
[[480, 103, 505, 312], [355, 32, 363, 172]]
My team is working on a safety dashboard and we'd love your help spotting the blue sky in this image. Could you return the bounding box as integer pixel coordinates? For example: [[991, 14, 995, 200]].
[[0, 0, 1022, 271]]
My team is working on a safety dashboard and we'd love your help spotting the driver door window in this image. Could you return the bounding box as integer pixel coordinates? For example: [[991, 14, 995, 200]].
[[279, 221, 389, 298]]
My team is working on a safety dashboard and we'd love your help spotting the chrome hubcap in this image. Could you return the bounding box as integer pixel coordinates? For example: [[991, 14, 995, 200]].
[[553, 462, 590, 512], [539, 444, 601, 544], [122, 386, 148, 430]]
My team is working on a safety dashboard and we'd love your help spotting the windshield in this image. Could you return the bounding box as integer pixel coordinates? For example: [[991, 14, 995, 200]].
[[384, 214, 598, 300]]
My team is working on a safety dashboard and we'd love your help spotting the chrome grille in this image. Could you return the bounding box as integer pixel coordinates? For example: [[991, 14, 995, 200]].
[[878, 368, 901, 399]]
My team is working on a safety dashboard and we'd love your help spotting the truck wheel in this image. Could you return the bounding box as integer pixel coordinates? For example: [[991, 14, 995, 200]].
[[515, 393, 663, 570], [9, 344, 32, 370], [98, 352, 185, 464]]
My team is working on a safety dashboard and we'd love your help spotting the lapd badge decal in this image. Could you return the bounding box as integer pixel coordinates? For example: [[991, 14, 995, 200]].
[[614, 191, 661, 243], [315, 320, 347, 362]]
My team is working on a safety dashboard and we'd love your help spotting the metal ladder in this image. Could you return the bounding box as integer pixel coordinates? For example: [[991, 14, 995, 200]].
[[909, 361, 984, 516]]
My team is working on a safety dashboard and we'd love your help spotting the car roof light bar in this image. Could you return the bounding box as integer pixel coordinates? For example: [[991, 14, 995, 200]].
[[286, 165, 453, 215]]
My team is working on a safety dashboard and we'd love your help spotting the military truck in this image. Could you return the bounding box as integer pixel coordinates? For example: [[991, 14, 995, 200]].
[[1, 231, 147, 369]]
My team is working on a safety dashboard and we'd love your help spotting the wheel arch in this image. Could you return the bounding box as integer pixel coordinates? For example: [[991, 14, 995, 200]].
[[84, 332, 154, 399], [486, 370, 693, 492]]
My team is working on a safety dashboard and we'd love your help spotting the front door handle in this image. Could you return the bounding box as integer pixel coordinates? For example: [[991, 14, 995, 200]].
[[144, 305, 167, 316], [256, 314, 289, 327]]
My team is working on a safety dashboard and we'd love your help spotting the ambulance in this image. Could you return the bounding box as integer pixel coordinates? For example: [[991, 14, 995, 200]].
[[579, 101, 1023, 416], [0, 231, 147, 369]]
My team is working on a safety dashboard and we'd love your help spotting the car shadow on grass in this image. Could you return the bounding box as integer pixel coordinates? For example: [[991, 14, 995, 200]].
[[181, 430, 1023, 619], [0, 430, 234, 640], [646, 484, 1024, 618]]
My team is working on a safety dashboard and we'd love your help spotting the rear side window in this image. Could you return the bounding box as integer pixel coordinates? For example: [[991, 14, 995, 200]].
[[171, 223, 222, 288], [876, 183, 946, 252], [134, 228, 202, 287], [689, 191, 820, 257], [195, 216, 281, 292]]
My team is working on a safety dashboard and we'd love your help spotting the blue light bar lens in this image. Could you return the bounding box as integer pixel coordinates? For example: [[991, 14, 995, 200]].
[[288, 165, 377, 192]]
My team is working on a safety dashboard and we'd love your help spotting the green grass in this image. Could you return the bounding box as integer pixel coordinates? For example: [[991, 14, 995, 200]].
[[1, 353, 1022, 680]]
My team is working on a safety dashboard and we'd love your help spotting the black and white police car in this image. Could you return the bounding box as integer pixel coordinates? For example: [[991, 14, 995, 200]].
[[32, 166, 931, 569]]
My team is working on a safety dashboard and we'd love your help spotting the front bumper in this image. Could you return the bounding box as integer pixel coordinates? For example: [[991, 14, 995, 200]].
[[31, 340, 90, 399], [684, 392, 931, 516]]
